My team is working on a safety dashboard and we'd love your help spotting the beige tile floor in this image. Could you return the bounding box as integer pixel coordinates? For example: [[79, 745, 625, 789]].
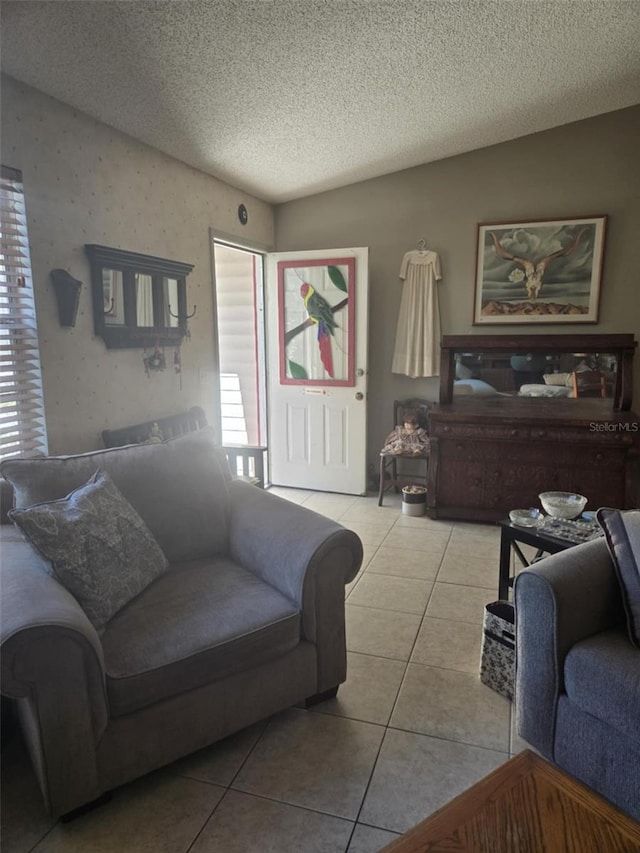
[[1, 488, 529, 853]]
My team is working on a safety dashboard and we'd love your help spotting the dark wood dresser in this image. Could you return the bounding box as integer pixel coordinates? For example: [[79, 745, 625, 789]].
[[427, 334, 639, 522]]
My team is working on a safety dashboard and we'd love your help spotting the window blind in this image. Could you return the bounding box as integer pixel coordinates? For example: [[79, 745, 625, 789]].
[[0, 165, 48, 459]]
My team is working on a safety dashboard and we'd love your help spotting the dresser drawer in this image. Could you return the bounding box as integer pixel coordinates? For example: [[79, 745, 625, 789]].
[[437, 437, 625, 468], [431, 420, 636, 446], [429, 402, 639, 520], [431, 422, 530, 442]]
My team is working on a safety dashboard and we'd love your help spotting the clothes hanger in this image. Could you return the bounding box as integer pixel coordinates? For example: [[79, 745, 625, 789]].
[[417, 238, 427, 255]]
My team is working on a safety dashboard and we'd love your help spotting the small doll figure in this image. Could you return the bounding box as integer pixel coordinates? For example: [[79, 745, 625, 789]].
[[146, 422, 164, 444], [382, 415, 430, 456]]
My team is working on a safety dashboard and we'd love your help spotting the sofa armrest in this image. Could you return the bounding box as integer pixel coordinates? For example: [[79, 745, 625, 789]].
[[228, 481, 362, 602], [514, 537, 623, 759], [228, 481, 363, 692], [1, 476, 14, 524], [1, 529, 106, 692], [1, 529, 109, 814]]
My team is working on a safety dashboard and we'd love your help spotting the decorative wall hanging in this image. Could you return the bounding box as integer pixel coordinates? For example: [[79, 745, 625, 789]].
[[85, 244, 195, 348], [50, 268, 82, 327], [473, 216, 606, 325], [142, 343, 166, 377], [278, 257, 356, 386], [392, 239, 443, 378]]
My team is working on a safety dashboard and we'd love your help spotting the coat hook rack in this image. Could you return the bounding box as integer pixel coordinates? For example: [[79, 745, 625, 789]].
[[168, 304, 197, 319]]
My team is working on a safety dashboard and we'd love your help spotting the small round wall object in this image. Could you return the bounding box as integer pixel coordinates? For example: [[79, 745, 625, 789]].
[[402, 485, 427, 516], [238, 204, 248, 225]]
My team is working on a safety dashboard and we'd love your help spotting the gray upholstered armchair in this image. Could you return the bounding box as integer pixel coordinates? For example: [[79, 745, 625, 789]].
[[0, 428, 362, 818], [515, 537, 640, 820]]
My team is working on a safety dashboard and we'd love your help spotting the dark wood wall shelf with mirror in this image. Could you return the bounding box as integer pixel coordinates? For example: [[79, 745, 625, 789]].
[[85, 245, 194, 349], [427, 334, 639, 522]]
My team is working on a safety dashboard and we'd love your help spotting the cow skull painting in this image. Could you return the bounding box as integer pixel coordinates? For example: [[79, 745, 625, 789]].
[[489, 227, 587, 301], [474, 217, 607, 325]]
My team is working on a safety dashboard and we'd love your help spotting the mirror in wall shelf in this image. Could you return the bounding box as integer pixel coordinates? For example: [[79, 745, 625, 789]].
[[439, 334, 637, 411], [86, 245, 194, 349]]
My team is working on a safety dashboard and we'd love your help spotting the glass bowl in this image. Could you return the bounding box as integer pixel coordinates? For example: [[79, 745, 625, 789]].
[[539, 491, 587, 520], [509, 508, 543, 527]]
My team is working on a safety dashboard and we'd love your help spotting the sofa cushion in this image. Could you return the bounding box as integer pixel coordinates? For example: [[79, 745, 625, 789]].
[[8, 470, 169, 633], [102, 556, 301, 716], [564, 627, 640, 745], [597, 508, 640, 647], [0, 428, 231, 563]]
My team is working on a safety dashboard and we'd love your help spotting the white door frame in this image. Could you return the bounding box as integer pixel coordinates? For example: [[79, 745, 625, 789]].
[[265, 247, 369, 495]]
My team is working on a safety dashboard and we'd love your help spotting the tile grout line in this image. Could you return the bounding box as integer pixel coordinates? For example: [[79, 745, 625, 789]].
[[340, 522, 457, 842], [183, 788, 228, 853], [184, 716, 281, 853], [384, 723, 512, 757]]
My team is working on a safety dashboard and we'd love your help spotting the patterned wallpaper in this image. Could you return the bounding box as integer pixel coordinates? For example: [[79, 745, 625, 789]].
[[1, 75, 274, 454]]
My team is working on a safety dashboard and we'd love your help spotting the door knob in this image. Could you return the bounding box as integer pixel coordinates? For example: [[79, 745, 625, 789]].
[[355, 392, 364, 400], [356, 368, 366, 376]]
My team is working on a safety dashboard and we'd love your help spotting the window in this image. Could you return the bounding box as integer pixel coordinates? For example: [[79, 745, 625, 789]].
[[0, 166, 47, 460], [213, 242, 266, 446], [219, 373, 248, 444]]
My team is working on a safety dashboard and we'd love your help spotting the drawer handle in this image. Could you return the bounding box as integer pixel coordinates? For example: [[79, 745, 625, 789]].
[[595, 452, 603, 461], [510, 429, 518, 437]]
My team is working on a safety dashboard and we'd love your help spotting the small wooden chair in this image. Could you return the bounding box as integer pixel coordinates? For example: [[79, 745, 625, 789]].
[[378, 398, 431, 506], [572, 370, 607, 399]]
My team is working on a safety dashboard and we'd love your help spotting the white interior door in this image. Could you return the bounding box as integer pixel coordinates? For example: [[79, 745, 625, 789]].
[[266, 247, 368, 494]]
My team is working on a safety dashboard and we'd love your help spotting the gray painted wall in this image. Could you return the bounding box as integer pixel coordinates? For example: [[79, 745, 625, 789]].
[[274, 106, 640, 471], [1, 75, 274, 454], [2, 72, 638, 472]]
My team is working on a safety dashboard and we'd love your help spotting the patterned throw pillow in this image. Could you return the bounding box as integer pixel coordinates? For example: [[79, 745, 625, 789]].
[[596, 508, 640, 647], [9, 469, 169, 633]]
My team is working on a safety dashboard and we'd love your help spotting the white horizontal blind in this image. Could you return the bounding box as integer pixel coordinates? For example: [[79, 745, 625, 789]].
[[214, 244, 261, 445], [220, 373, 248, 445], [0, 166, 48, 459]]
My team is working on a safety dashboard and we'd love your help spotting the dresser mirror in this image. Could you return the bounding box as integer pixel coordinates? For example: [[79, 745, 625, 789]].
[[453, 349, 618, 399], [439, 334, 636, 410], [86, 245, 194, 349]]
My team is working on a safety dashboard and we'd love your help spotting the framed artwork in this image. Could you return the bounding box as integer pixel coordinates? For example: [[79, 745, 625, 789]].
[[473, 216, 607, 325], [278, 257, 356, 385]]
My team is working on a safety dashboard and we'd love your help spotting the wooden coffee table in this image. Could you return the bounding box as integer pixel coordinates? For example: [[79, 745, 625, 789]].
[[380, 750, 640, 852]]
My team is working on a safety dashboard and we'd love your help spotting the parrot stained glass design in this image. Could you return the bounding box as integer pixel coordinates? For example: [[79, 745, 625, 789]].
[[278, 257, 355, 386], [299, 282, 337, 378]]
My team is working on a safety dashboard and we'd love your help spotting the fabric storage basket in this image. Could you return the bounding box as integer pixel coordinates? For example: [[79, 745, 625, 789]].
[[480, 600, 515, 700]]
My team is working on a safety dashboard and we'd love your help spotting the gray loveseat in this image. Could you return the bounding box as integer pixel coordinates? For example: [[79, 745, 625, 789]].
[[515, 538, 640, 820], [0, 428, 362, 818]]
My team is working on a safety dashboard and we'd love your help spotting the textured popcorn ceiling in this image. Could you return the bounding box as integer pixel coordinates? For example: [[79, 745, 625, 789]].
[[2, 0, 639, 203]]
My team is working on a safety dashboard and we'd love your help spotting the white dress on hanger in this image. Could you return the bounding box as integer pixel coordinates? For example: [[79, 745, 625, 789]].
[[392, 249, 442, 378]]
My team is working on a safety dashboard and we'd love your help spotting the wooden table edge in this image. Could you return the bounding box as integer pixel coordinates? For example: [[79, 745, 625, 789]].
[[379, 750, 640, 852]]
